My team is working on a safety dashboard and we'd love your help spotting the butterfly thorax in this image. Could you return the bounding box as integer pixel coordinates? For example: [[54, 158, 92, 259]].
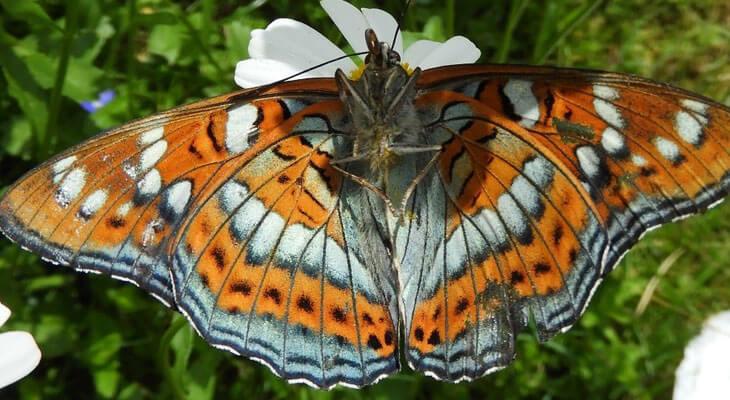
[[334, 30, 423, 186]]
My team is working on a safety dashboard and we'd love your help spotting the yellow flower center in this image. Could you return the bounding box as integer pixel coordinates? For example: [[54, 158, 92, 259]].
[[348, 63, 415, 81]]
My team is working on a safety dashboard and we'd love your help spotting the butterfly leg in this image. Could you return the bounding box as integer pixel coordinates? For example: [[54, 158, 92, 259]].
[[329, 163, 397, 216], [397, 149, 442, 217]]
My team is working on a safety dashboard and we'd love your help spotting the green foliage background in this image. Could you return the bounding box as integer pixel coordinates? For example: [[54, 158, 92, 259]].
[[0, 0, 729, 398]]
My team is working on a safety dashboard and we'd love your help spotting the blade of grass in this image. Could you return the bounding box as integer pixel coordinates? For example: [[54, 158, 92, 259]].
[[43, 2, 78, 158], [177, 6, 224, 77], [126, 0, 138, 117], [158, 315, 189, 400], [445, 0, 455, 38], [533, 0, 603, 64], [494, 0, 530, 63], [531, 2, 559, 62]]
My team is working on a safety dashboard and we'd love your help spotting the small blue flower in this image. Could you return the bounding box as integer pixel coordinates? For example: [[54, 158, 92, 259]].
[[80, 89, 116, 113]]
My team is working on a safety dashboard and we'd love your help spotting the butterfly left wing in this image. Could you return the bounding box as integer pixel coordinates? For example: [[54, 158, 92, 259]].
[[397, 64, 730, 381]]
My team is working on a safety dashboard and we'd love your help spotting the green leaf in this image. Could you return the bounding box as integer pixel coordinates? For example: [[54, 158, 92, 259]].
[[422, 16, 446, 42], [34, 314, 78, 357], [148, 23, 189, 64], [22, 52, 103, 102], [3, 118, 33, 158], [0, 0, 57, 30], [84, 332, 123, 366], [93, 367, 121, 399], [24, 274, 71, 292], [0, 44, 48, 137]]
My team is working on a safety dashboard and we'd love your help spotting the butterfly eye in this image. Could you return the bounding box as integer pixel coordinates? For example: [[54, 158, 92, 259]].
[[365, 28, 380, 57]]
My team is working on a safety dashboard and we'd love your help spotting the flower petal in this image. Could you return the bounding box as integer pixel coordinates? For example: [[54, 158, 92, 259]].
[[0, 303, 10, 327], [235, 58, 355, 88], [247, 18, 351, 73], [0, 332, 41, 389], [98, 89, 116, 104], [361, 8, 403, 55], [321, 0, 369, 56], [674, 311, 730, 400], [402, 39, 441, 67], [411, 35, 481, 70]]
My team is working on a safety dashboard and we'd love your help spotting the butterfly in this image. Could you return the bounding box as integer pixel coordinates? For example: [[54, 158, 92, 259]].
[[1, 22, 729, 389]]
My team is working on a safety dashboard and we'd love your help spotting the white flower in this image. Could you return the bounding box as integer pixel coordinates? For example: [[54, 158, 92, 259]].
[[0, 301, 41, 389], [235, 0, 481, 88], [673, 311, 730, 400]]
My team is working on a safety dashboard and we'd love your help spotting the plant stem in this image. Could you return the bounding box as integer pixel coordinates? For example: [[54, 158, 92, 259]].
[[158, 316, 188, 400], [126, 0, 137, 117], [43, 2, 78, 158], [535, 0, 603, 64], [494, 0, 530, 63]]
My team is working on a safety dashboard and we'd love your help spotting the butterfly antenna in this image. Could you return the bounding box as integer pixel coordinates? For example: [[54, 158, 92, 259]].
[[391, 0, 413, 49], [253, 51, 368, 95]]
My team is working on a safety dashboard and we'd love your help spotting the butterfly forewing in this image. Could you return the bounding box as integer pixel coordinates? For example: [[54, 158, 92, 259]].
[[0, 92, 245, 304]]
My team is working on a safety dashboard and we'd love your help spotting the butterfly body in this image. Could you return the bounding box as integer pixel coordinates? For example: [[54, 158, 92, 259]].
[[1, 30, 729, 389]]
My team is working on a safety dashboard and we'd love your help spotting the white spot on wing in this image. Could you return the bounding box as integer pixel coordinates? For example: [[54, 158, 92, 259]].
[[53, 156, 77, 174], [601, 127, 627, 155], [226, 104, 259, 155], [220, 181, 249, 214], [681, 99, 709, 115], [248, 211, 286, 260], [139, 140, 168, 172], [503, 79, 540, 128], [137, 168, 162, 197], [275, 224, 314, 264], [510, 176, 542, 216], [631, 154, 648, 167], [79, 189, 108, 218], [593, 85, 620, 101], [675, 111, 704, 146], [139, 127, 164, 145], [232, 194, 268, 240], [55, 168, 87, 207], [522, 156, 555, 188], [497, 193, 529, 238], [593, 98, 626, 129], [576, 146, 601, 179], [653, 137, 682, 163], [117, 202, 133, 217], [164, 181, 192, 216]]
